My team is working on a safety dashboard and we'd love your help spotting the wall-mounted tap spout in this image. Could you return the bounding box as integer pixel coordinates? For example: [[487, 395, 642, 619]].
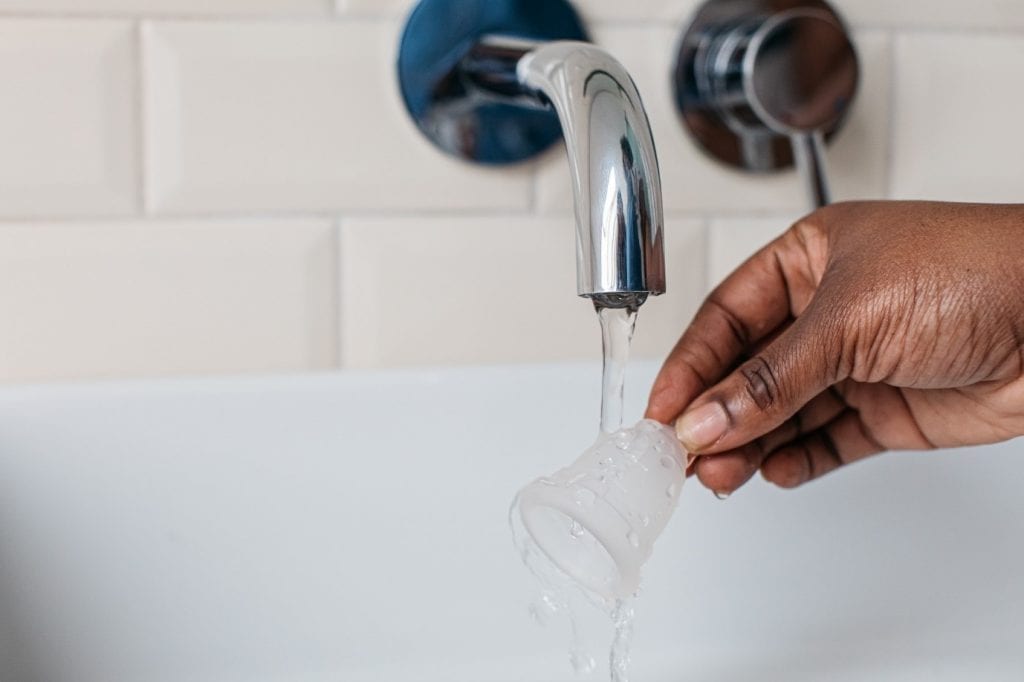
[[462, 37, 666, 308], [397, 0, 667, 310]]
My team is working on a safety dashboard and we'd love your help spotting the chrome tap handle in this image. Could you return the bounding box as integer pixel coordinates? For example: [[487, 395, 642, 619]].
[[792, 130, 831, 208], [674, 0, 859, 210]]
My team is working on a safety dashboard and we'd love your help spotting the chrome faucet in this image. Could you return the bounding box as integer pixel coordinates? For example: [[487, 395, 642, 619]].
[[673, 0, 860, 209], [397, 0, 666, 310]]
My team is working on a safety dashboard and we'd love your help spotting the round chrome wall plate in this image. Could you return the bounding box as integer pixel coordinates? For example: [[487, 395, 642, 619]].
[[673, 0, 858, 173], [397, 0, 588, 165]]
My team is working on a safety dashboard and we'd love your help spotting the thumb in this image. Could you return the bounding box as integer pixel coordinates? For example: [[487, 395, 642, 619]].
[[673, 313, 840, 454]]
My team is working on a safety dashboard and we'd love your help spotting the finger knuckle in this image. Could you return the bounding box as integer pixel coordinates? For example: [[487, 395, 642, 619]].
[[696, 456, 752, 494], [791, 213, 828, 244], [739, 356, 782, 412], [763, 455, 805, 489]]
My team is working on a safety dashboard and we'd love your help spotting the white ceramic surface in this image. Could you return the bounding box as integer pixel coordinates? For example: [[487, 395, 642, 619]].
[[0, 219, 338, 383], [143, 21, 531, 214], [339, 216, 706, 369], [1, 361, 1022, 681], [0, 19, 137, 217]]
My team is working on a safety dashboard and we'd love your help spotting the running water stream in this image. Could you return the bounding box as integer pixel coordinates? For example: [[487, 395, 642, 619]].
[[509, 298, 646, 681], [597, 305, 639, 435]]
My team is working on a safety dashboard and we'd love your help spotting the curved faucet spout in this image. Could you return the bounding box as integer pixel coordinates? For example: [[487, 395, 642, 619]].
[[462, 38, 666, 307], [517, 42, 666, 306]]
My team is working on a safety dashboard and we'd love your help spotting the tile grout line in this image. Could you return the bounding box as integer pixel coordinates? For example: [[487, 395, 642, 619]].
[[135, 19, 150, 217], [0, 213, 339, 226], [0, 209, 806, 226], [0, 12, 1019, 36], [333, 216, 345, 370], [701, 213, 716, 293], [0, 10, 343, 21], [846, 22, 1024, 36], [705, 216, 717, 293], [528, 163, 539, 213], [0, 11, 402, 25], [886, 30, 901, 200]]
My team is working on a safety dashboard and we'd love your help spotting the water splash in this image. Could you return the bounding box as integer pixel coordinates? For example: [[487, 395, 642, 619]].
[[508, 299, 653, 680], [510, 493, 637, 681], [610, 599, 636, 682]]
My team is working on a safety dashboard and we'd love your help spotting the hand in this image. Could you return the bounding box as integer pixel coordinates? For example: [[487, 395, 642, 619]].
[[646, 201, 1024, 496]]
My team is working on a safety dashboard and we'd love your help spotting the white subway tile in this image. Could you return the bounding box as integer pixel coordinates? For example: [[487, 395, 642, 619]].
[[892, 34, 1024, 203], [340, 216, 704, 368], [0, 20, 137, 217], [341, 0, 411, 17], [828, 31, 892, 203], [0, 220, 337, 383], [707, 216, 799, 289], [342, 0, 1024, 29], [144, 22, 531, 214], [633, 218, 707, 361], [0, 0, 329, 14], [535, 27, 890, 216], [843, 0, 1024, 29], [342, 0, 698, 22], [574, 0, 699, 22]]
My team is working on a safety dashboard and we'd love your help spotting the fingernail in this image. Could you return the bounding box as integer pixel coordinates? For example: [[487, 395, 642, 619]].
[[713, 490, 731, 501], [675, 402, 729, 451]]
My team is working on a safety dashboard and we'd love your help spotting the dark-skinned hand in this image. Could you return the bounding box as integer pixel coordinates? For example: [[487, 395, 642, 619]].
[[646, 201, 1024, 496]]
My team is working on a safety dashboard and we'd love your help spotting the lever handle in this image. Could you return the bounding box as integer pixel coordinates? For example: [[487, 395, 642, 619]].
[[674, 0, 859, 210], [791, 130, 831, 208]]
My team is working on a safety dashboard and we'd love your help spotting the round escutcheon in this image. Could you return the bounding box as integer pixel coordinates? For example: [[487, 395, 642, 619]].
[[397, 0, 588, 165], [673, 0, 859, 173]]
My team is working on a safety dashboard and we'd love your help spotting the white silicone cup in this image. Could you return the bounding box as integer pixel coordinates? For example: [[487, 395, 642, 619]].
[[516, 419, 687, 601]]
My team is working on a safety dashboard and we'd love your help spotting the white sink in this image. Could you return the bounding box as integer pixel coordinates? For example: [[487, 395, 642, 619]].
[[1, 362, 1022, 681]]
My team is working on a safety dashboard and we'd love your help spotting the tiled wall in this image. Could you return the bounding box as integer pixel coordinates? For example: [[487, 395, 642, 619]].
[[0, 1, 1021, 383]]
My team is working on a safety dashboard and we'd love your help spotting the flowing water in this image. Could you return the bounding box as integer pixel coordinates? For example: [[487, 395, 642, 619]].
[[509, 299, 645, 681], [509, 491, 637, 682], [597, 305, 639, 435]]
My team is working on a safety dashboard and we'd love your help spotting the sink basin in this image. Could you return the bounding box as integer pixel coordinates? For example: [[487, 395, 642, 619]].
[[1, 362, 1022, 681]]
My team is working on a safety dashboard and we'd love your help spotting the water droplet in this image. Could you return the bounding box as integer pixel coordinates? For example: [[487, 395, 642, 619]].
[[527, 601, 548, 625], [714, 490, 731, 501], [540, 592, 561, 614], [639, 514, 650, 527], [570, 650, 597, 675], [627, 530, 640, 548], [666, 482, 678, 498], [574, 488, 596, 506], [660, 455, 676, 469], [614, 431, 632, 449], [568, 472, 588, 485], [569, 519, 584, 539]]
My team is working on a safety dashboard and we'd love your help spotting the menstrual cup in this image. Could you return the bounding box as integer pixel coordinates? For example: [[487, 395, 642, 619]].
[[513, 419, 687, 601]]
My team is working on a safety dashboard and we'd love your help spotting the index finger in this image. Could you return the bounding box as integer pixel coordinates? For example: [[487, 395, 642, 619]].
[[645, 224, 821, 424]]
